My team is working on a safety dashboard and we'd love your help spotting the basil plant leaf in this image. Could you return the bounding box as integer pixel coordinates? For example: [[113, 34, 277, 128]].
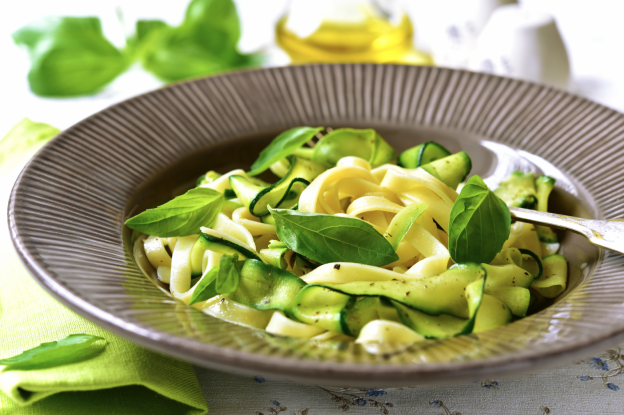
[[135, 20, 169, 44], [449, 175, 511, 264], [189, 254, 244, 305], [270, 208, 399, 266], [136, 0, 260, 82], [248, 127, 324, 176], [12, 17, 128, 97], [0, 119, 59, 166], [216, 253, 243, 293], [126, 19, 169, 57], [0, 334, 105, 369], [125, 187, 224, 237], [189, 264, 220, 305]]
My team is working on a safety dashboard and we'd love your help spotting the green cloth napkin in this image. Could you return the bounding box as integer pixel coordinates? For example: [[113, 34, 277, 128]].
[[0, 119, 208, 415]]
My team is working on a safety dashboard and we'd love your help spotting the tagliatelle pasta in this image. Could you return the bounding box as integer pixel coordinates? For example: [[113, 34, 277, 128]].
[[130, 128, 569, 347]]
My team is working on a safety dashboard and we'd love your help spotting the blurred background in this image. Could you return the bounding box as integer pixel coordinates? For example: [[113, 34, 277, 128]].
[[1, 0, 623, 136]]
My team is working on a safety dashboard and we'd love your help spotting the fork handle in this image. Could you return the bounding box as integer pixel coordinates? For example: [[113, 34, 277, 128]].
[[509, 207, 624, 256]]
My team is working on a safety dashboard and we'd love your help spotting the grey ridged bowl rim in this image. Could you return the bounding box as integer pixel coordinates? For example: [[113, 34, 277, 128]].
[[8, 64, 624, 386]]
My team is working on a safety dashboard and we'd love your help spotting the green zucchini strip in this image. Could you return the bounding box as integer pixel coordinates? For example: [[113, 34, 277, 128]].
[[418, 151, 472, 190], [518, 248, 543, 280], [224, 259, 307, 319], [391, 274, 485, 339], [259, 241, 289, 269], [292, 285, 354, 334], [494, 171, 537, 208], [398, 141, 451, 169], [384, 202, 428, 251], [193, 233, 260, 264], [481, 262, 534, 290], [483, 248, 534, 317], [199, 226, 260, 259], [230, 155, 326, 217], [472, 294, 512, 333], [311, 128, 396, 168], [292, 254, 317, 276], [315, 263, 485, 319], [293, 286, 397, 337], [530, 254, 568, 298], [535, 175, 559, 243], [484, 286, 531, 317]]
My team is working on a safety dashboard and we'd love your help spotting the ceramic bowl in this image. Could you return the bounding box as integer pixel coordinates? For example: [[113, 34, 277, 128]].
[[9, 64, 624, 387]]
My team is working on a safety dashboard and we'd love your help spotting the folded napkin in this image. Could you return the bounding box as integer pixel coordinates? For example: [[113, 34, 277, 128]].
[[0, 119, 208, 414]]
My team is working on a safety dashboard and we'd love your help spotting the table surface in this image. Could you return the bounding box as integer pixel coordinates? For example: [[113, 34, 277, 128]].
[[2, 1, 624, 413], [193, 348, 624, 414]]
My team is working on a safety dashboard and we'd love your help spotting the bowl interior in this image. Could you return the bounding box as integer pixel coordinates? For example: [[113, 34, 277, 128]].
[[125, 123, 599, 312]]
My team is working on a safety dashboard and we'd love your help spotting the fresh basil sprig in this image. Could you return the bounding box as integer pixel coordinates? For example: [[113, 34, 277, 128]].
[[125, 187, 224, 237], [12, 17, 129, 97], [448, 175, 511, 264], [248, 127, 324, 176], [135, 0, 260, 82], [0, 334, 105, 369], [0, 119, 59, 165], [270, 208, 399, 266], [189, 254, 244, 305], [12, 0, 260, 96]]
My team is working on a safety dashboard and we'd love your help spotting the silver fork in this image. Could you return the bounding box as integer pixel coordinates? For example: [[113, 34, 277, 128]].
[[510, 207, 624, 255]]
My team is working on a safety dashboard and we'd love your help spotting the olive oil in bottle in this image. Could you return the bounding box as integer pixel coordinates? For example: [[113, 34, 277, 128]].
[[275, 0, 432, 65]]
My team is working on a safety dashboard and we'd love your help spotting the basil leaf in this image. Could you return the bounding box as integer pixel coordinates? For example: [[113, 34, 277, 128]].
[[270, 209, 399, 266], [0, 119, 59, 165], [449, 175, 511, 264], [137, 0, 260, 82], [215, 254, 243, 293], [135, 20, 169, 45], [12, 17, 128, 97], [125, 187, 224, 237], [248, 127, 324, 176], [189, 265, 219, 305], [189, 254, 244, 305], [0, 334, 105, 369]]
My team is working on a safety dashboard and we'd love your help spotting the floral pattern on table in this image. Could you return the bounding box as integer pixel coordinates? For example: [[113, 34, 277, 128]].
[[430, 400, 462, 415], [256, 400, 309, 415], [195, 343, 624, 415], [318, 387, 394, 414], [578, 347, 623, 391]]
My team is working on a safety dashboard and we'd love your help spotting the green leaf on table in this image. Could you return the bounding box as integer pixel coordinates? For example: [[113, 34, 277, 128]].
[[135, 0, 261, 82], [449, 175, 511, 264], [125, 187, 224, 237], [0, 119, 59, 165], [270, 208, 399, 266], [136, 20, 169, 45], [189, 254, 244, 305], [12, 17, 128, 97], [0, 334, 105, 369], [248, 127, 324, 176], [126, 19, 169, 57]]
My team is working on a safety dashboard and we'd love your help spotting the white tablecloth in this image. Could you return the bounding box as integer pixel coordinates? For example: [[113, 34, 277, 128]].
[[194, 345, 624, 414]]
